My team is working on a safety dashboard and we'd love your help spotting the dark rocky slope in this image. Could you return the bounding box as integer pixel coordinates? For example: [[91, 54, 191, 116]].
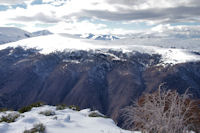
[[0, 47, 200, 125]]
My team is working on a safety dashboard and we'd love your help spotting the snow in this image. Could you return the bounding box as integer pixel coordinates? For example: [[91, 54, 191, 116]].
[[32, 30, 53, 36], [0, 34, 200, 65], [0, 27, 32, 44], [0, 105, 132, 133], [0, 27, 32, 38], [80, 33, 119, 40]]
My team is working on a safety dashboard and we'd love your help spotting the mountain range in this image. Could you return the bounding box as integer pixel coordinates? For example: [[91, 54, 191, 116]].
[[0, 27, 200, 128], [80, 33, 119, 40]]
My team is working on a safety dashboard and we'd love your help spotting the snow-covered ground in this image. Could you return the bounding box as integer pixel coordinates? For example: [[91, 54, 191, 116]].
[[0, 33, 200, 65], [0, 105, 133, 133]]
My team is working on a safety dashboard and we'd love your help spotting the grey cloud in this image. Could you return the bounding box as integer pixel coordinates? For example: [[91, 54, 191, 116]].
[[81, 6, 200, 23], [190, 0, 200, 6], [159, 25, 200, 38], [11, 13, 61, 23], [106, 0, 146, 5], [0, 0, 30, 5]]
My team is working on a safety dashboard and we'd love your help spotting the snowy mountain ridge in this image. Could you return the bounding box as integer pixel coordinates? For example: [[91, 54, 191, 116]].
[[0, 34, 199, 65]]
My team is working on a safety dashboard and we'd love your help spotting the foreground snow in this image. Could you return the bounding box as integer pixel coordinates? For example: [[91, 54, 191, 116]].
[[0, 105, 133, 133], [0, 34, 200, 65]]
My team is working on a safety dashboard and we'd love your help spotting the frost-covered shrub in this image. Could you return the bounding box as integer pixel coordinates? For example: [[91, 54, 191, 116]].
[[18, 102, 44, 113], [39, 110, 55, 116], [0, 112, 20, 123], [88, 112, 107, 118], [69, 105, 80, 111], [56, 104, 66, 110], [53, 116, 58, 120], [123, 85, 200, 133], [23, 123, 45, 133]]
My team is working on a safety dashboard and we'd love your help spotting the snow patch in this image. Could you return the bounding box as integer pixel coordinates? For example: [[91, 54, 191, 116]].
[[0, 105, 132, 133]]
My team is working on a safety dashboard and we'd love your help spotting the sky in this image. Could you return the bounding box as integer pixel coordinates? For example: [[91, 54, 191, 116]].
[[0, 0, 200, 35]]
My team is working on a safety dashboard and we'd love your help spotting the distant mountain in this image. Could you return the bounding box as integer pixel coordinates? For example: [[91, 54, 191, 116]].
[[0, 45, 199, 127], [0, 33, 199, 130], [0, 27, 33, 44], [81, 33, 119, 40], [0, 27, 52, 45], [32, 30, 53, 36], [95, 35, 119, 40]]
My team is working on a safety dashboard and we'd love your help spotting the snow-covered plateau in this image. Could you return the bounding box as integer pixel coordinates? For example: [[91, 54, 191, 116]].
[[0, 33, 200, 65], [0, 105, 133, 133]]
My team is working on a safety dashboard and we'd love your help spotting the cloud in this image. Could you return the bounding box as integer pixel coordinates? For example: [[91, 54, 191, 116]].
[[11, 13, 61, 23], [151, 24, 200, 38], [0, 0, 32, 5], [80, 6, 200, 24], [0, 0, 200, 35]]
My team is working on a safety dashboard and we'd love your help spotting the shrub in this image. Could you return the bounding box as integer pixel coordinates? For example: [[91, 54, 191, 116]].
[[0, 112, 20, 123], [56, 104, 66, 110], [53, 116, 58, 120], [88, 112, 107, 118], [69, 105, 80, 111], [122, 85, 200, 133], [23, 123, 45, 133], [18, 102, 44, 113], [39, 110, 55, 116], [0, 108, 10, 112]]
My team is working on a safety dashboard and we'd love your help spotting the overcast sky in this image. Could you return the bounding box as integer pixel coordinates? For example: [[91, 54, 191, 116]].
[[0, 0, 200, 35]]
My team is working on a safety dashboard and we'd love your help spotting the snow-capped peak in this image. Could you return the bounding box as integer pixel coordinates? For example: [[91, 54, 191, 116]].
[[81, 33, 119, 40]]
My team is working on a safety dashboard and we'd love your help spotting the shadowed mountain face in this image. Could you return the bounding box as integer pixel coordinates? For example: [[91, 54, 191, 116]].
[[0, 47, 200, 124]]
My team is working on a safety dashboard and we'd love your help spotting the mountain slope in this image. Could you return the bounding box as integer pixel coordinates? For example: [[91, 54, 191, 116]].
[[0, 27, 52, 45], [0, 34, 199, 127], [0, 27, 33, 44], [0, 46, 200, 126]]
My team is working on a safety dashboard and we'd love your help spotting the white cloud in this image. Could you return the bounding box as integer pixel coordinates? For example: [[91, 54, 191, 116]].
[[0, 0, 33, 5], [151, 24, 200, 38], [0, 0, 200, 35]]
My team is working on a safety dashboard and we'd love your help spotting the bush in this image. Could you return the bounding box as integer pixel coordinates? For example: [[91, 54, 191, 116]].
[[0, 108, 10, 112], [23, 123, 45, 133], [39, 110, 55, 116], [0, 112, 20, 123], [122, 85, 200, 133], [18, 102, 44, 113], [88, 112, 107, 118], [56, 104, 66, 110], [69, 105, 80, 111]]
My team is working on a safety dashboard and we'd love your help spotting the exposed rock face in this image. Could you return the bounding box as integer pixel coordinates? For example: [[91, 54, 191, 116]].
[[0, 47, 200, 125]]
